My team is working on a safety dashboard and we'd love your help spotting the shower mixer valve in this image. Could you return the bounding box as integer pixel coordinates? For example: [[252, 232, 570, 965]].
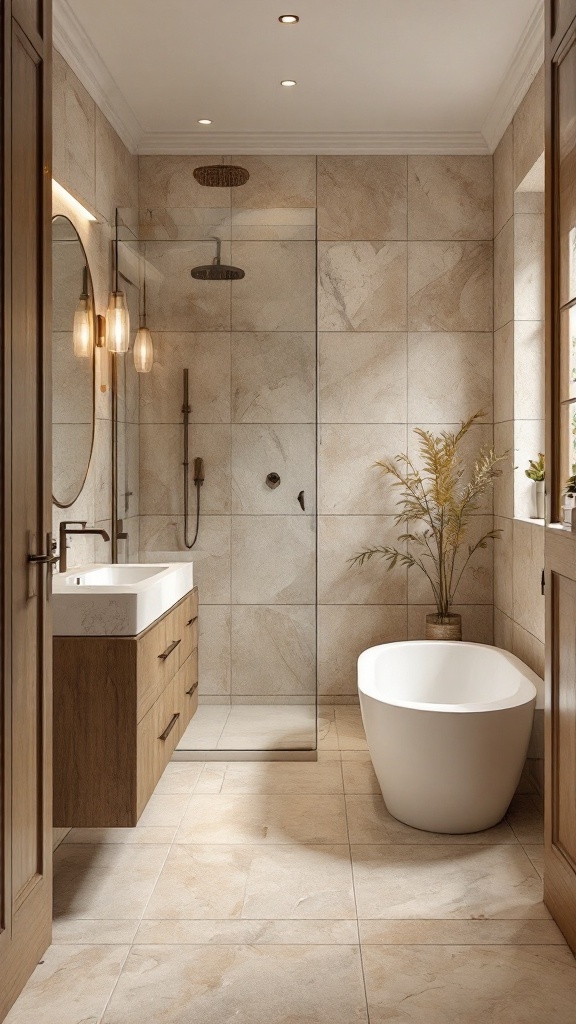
[[266, 472, 281, 489]]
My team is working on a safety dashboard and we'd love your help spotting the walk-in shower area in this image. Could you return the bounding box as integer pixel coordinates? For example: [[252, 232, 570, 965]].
[[119, 157, 319, 754]]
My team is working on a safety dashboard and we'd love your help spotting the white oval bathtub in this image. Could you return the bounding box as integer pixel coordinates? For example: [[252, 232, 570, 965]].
[[358, 641, 539, 834]]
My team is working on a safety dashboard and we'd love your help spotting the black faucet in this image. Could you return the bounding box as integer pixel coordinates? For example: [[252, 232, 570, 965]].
[[59, 521, 111, 573]]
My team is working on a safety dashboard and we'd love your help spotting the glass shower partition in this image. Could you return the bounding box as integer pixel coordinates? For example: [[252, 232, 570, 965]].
[[117, 203, 318, 756]]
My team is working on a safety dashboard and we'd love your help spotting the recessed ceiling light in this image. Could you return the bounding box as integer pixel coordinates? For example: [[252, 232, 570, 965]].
[[279, 14, 299, 23], [198, 118, 212, 125], [281, 80, 297, 87]]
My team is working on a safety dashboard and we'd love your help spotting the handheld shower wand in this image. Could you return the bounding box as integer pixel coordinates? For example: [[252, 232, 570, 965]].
[[183, 369, 203, 549]]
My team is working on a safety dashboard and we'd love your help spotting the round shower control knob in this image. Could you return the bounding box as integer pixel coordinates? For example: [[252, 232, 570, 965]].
[[266, 473, 281, 489]]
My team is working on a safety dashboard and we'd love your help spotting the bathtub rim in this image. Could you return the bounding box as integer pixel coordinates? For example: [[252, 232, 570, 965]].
[[358, 640, 539, 714]]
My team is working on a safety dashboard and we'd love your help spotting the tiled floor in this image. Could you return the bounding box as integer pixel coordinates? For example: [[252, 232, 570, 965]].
[[177, 703, 317, 750], [6, 706, 576, 1023]]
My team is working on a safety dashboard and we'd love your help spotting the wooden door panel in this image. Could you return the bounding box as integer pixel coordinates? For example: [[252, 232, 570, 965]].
[[552, 574, 576, 864]]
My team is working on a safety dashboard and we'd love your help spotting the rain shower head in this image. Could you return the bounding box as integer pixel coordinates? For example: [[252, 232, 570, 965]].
[[191, 238, 245, 281], [193, 164, 249, 188]]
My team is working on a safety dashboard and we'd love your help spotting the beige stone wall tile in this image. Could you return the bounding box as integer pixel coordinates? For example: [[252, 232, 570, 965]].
[[199, 605, 231, 698], [494, 218, 514, 330], [514, 321, 545, 421], [94, 108, 138, 223], [319, 241, 408, 332], [231, 605, 316, 697], [494, 421, 514, 518], [52, 48, 96, 208], [494, 607, 514, 652], [318, 605, 407, 697], [407, 241, 493, 332], [231, 516, 316, 604], [318, 515, 408, 605], [513, 621, 545, 679], [514, 191, 545, 215], [407, 333, 493, 422], [318, 423, 407, 515], [407, 421, 495, 516], [514, 419, 546, 520], [319, 332, 407, 424], [493, 123, 514, 236], [231, 332, 315, 424], [407, 604, 494, 644], [231, 240, 316, 331], [408, 156, 492, 241], [139, 515, 230, 604], [317, 156, 407, 241], [514, 65, 545, 189], [140, 333, 231, 424], [513, 520, 545, 642], [493, 515, 513, 618], [230, 155, 317, 209], [494, 322, 514, 423], [231, 424, 316, 514], [139, 423, 230, 516], [139, 155, 233, 209], [514, 213, 545, 321], [146, 240, 232, 332]]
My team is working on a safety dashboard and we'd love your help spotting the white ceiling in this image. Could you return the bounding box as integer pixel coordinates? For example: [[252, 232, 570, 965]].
[[55, 0, 544, 154]]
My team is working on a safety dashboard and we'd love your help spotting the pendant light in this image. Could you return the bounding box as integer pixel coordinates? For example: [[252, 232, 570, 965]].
[[106, 211, 130, 353], [133, 264, 154, 373], [73, 265, 93, 357]]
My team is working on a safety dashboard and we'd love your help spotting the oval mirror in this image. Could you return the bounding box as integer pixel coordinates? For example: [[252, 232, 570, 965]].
[[52, 215, 96, 508]]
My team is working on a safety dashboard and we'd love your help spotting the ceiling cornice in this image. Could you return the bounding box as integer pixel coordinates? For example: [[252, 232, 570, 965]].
[[53, 0, 543, 157], [53, 0, 143, 154], [481, 1, 544, 151], [138, 130, 490, 156]]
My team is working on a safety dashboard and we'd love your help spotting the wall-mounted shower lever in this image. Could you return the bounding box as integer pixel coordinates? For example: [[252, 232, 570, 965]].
[[297, 490, 305, 511], [266, 473, 281, 489]]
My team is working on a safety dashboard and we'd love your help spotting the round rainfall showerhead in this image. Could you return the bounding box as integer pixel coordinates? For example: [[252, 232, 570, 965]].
[[193, 164, 250, 188], [191, 263, 245, 281]]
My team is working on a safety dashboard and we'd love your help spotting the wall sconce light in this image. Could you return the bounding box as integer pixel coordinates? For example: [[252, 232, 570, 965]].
[[133, 270, 154, 373], [73, 265, 94, 358], [96, 314, 110, 393], [106, 212, 130, 353]]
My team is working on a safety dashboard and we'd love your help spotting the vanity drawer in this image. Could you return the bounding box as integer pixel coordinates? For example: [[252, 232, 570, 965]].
[[177, 588, 199, 668], [175, 649, 199, 728], [136, 672, 185, 817]]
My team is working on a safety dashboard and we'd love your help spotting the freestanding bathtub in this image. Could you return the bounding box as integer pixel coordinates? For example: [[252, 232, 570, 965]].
[[358, 641, 539, 834]]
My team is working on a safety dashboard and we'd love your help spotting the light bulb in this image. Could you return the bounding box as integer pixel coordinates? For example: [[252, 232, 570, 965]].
[[106, 291, 130, 353], [134, 326, 154, 373], [73, 295, 93, 357]]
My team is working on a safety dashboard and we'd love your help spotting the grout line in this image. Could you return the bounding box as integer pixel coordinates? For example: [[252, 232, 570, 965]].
[[342, 768, 371, 1022]]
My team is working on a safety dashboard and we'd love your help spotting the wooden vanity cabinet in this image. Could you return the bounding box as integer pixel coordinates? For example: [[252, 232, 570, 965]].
[[53, 588, 198, 827]]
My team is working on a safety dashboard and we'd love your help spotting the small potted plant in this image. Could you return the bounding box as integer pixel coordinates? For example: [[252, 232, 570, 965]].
[[525, 454, 545, 520], [563, 474, 576, 525], [349, 413, 505, 641]]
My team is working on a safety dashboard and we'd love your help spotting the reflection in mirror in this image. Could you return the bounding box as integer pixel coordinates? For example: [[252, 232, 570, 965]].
[[52, 215, 96, 508]]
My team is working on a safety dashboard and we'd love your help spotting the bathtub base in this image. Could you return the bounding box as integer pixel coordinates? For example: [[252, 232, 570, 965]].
[[360, 694, 535, 834]]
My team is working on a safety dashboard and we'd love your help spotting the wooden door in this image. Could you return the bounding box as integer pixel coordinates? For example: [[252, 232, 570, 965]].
[[0, 0, 52, 1018], [544, 0, 576, 954]]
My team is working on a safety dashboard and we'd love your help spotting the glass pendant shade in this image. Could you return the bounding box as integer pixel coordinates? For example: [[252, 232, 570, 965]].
[[134, 326, 154, 373], [106, 290, 130, 353], [73, 295, 93, 357]]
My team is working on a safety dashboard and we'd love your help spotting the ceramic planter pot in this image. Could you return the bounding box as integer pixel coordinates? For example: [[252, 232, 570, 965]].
[[425, 612, 462, 641], [534, 480, 545, 520]]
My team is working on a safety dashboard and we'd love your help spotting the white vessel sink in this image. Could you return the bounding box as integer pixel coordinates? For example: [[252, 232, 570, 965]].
[[53, 562, 194, 637]]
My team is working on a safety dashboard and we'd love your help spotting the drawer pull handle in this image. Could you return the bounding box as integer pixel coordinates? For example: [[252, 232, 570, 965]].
[[186, 681, 199, 696], [158, 639, 181, 660], [186, 616, 198, 627], [159, 713, 180, 741]]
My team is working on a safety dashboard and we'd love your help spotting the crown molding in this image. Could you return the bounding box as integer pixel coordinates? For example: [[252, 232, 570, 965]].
[[53, 0, 142, 154], [137, 130, 489, 156], [481, 1, 544, 151]]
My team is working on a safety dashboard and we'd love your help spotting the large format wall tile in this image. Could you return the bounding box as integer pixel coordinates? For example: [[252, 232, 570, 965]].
[[231, 332, 315, 424], [95, 108, 138, 224], [513, 520, 545, 642], [52, 49, 96, 208], [514, 213, 545, 321], [319, 424, 407, 515], [494, 218, 514, 330], [231, 605, 316, 697], [231, 516, 316, 604], [139, 423, 230, 515], [318, 516, 408, 604], [140, 333, 231, 424], [408, 156, 493, 241], [231, 424, 316, 514], [494, 123, 514, 236], [318, 605, 407, 697], [514, 66, 545, 189], [317, 156, 407, 241], [139, 515, 230, 604], [514, 419, 545, 520], [230, 155, 317, 209], [407, 241, 493, 332], [319, 241, 408, 332], [199, 605, 231, 699], [493, 421, 514, 519], [494, 322, 514, 423], [514, 321, 545, 421], [407, 333, 493, 422], [145, 241, 232, 332], [231, 241, 316, 331], [319, 332, 407, 424], [494, 516, 513, 617], [139, 155, 233, 209]]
